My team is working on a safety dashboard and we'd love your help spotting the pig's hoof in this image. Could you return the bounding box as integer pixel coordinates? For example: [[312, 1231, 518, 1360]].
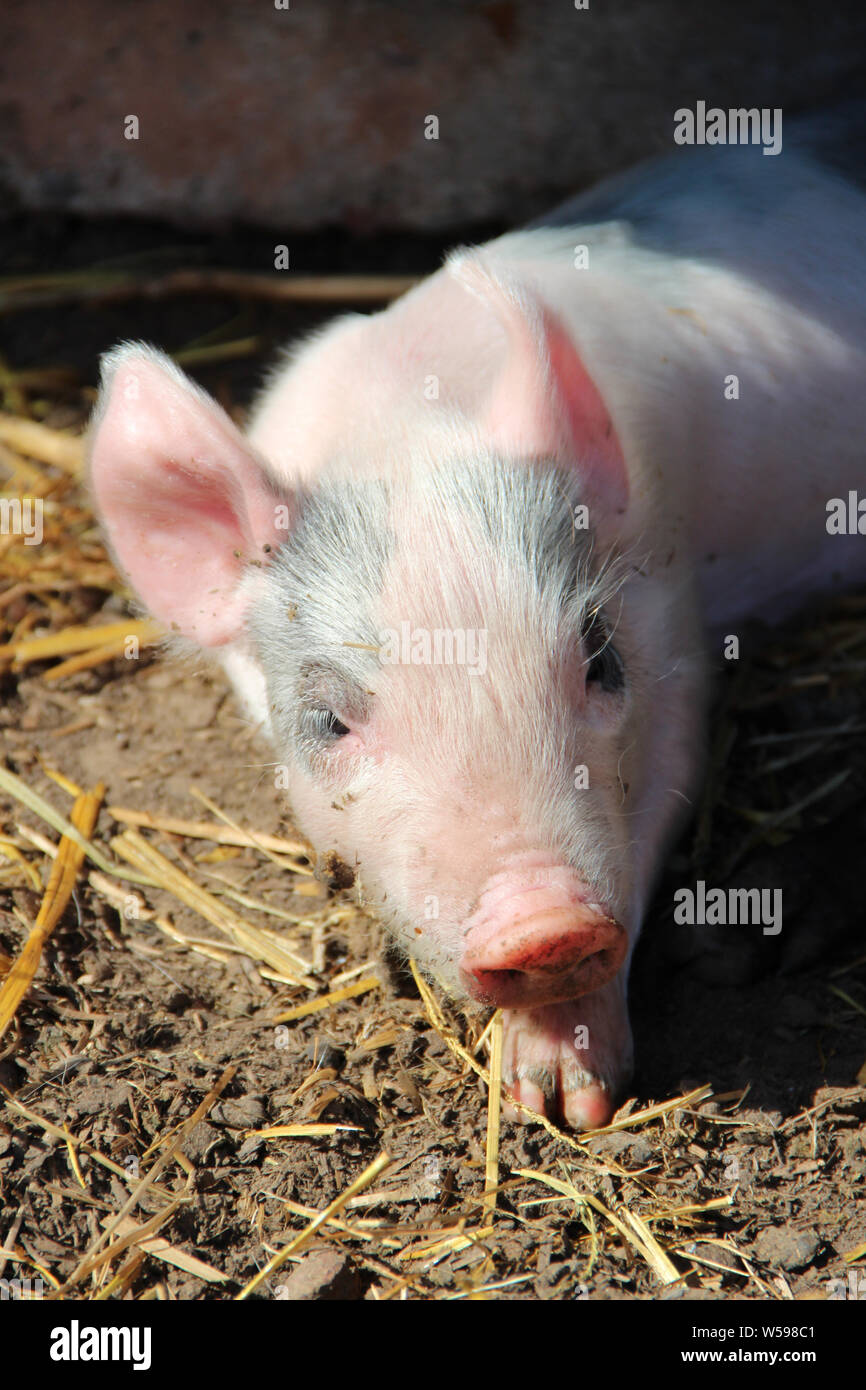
[[499, 987, 632, 1132], [503, 1074, 613, 1130]]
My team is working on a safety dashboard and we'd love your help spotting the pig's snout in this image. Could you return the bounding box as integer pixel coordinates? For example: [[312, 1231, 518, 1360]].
[[460, 877, 627, 1010]]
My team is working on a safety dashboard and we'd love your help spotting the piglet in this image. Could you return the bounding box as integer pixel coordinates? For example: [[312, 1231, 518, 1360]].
[[89, 124, 866, 1129]]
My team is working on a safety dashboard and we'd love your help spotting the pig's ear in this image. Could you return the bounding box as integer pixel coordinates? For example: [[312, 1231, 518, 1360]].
[[448, 255, 628, 518], [88, 344, 287, 647]]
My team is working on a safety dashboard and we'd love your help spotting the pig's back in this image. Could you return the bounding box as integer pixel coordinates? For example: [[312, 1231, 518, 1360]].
[[532, 100, 866, 234], [507, 115, 866, 624], [249, 109, 866, 627]]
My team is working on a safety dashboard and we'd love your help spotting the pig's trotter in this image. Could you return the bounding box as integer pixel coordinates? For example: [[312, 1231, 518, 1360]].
[[500, 979, 633, 1131]]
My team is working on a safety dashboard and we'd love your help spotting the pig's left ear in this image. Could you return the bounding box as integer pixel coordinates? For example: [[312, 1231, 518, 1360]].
[[88, 344, 288, 647], [448, 255, 628, 519]]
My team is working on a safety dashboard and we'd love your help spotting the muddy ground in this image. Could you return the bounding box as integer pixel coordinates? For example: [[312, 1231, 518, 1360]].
[[0, 215, 864, 1301]]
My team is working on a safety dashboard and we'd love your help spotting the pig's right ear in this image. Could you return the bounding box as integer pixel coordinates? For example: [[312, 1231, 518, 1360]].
[[88, 344, 288, 647]]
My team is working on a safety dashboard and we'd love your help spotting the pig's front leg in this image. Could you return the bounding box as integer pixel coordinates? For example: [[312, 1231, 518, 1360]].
[[501, 975, 632, 1130]]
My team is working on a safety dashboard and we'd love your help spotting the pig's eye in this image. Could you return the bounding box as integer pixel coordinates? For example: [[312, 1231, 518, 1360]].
[[582, 609, 624, 694], [307, 708, 350, 741]]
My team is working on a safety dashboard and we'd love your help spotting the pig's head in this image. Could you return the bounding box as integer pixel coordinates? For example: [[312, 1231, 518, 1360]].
[[88, 260, 703, 1026], [249, 452, 643, 1011]]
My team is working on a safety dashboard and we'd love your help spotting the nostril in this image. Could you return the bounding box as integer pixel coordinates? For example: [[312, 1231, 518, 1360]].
[[467, 968, 523, 1003], [468, 917, 615, 977], [471, 967, 524, 988], [465, 941, 620, 1007], [461, 901, 628, 1006], [470, 943, 611, 988]]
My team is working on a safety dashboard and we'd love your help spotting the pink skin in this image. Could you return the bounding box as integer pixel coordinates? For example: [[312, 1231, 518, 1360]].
[[289, 698, 635, 1130], [88, 353, 285, 648], [460, 865, 628, 1009], [281, 533, 638, 1126], [460, 865, 631, 1127], [500, 979, 633, 1129], [91, 142, 866, 1135], [88, 295, 653, 1132]]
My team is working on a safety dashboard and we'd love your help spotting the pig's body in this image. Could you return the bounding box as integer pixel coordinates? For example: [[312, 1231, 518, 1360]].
[[90, 121, 866, 1129], [249, 143, 866, 636]]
